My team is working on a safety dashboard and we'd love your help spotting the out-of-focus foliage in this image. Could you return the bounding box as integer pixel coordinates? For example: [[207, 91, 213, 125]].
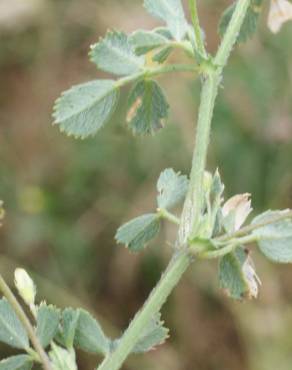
[[0, 0, 292, 369]]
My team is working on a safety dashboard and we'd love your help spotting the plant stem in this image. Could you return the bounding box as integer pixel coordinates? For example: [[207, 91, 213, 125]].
[[116, 64, 198, 88], [98, 1, 251, 370], [179, 0, 251, 244], [188, 0, 206, 56], [98, 250, 193, 370], [216, 209, 292, 242], [0, 274, 52, 370], [158, 208, 180, 225]]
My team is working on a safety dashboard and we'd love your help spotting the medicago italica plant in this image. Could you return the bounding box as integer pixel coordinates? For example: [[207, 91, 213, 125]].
[[1, 0, 292, 369]]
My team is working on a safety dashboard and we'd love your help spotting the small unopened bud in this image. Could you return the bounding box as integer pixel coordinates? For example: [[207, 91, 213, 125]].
[[222, 193, 252, 232], [0, 200, 4, 226], [268, 0, 292, 33], [14, 268, 36, 307]]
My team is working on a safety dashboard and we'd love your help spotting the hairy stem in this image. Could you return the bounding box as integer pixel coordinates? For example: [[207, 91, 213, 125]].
[[216, 209, 292, 242], [98, 1, 251, 370], [158, 208, 180, 225], [98, 250, 193, 370], [0, 274, 52, 370]]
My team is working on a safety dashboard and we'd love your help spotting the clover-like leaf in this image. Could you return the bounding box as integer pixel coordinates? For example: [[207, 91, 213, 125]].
[[219, 248, 260, 300], [157, 168, 189, 210], [219, 0, 263, 43], [144, 0, 188, 41], [53, 80, 119, 139], [129, 30, 170, 56], [90, 31, 144, 76], [0, 298, 29, 349], [36, 303, 60, 348], [115, 214, 161, 252], [252, 210, 292, 263], [59, 308, 80, 349], [49, 343, 77, 370], [0, 355, 33, 370], [132, 313, 169, 353], [74, 309, 110, 355], [127, 80, 169, 135]]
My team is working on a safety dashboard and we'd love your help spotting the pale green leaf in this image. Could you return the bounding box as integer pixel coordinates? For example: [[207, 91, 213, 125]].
[[144, 0, 188, 40], [219, 248, 260, 300], [0, 298, 29, 349], [157, 168, 189, 210], [49, 343, 77, 370], [90, 31, 144, 76], [129, 30, 169, 55], [0, 355, 32, 370], [127, 79, 169, 135], [132, 313, 169, 353], [152, 46, 173, 63], [219, 0, 263, 43], [53, 80, 119, 139], [60, 308, 80, 349], [252, 210, 292, 263], [115, 214, 160, 252], [74, 309, 110, 355], [36, 303, 60, 347]]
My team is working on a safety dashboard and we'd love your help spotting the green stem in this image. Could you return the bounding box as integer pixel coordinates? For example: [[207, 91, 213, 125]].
[[98, 2, 251, 370], [0, 275, 52, 370], [98, 251, 192, 370], [217, 209, 292, 242], [115, 64, 198, 89], [188, 0, 206, 56], [158, 208, 180, 225]]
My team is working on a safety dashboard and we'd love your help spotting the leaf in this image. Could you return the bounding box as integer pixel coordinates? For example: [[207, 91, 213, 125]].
[[132, 313, 169, 353], [152, 46, 173, 64], [115, 214, 161, 252], [36, 303, 60, 348], [219, 0, 264, 43], [49, 343, 77, 370], [127, 80, 169, 135], [129, 30, 169, 56], [144, 0, 188, 40], [0, 355, 32, 370], [219, 248, 260, 300], [53, 80, 119, 139], [252, 210, 292, 263], [90, 30, 144, 76], [60, 308, 80, 349], [157, 168, 189, 210], [0, 298, 29, 349], [74, 309, 110, 355]]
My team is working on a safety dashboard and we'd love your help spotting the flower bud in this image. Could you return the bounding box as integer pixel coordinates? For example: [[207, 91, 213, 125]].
[[0, 200, 4, 226], [14, 268, 36, 306], [222, 193, 252, 232], [268, 0, 292, 33]]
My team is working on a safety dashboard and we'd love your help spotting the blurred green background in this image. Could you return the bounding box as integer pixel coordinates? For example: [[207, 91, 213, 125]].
[[0, 0, 292, 369]]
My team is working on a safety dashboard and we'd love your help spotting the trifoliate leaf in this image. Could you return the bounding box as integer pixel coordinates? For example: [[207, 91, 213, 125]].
[[152, 46, 173, 64], [49, 343, 77, 370], [252, 210, 292, 263], [36, 303, 60, 348], [74, 309, 110, 355], [53, 80, 119, 139], [129, 30, 169, 56], [219, 0, 263, 43], [0, 298, 29, 349], [132, 313, 169, 353], [0, 355, 32, 370], [59, 308, 80, 349], [144, 0, 188, 41], [127, 80, 169, 135], [90, 31, 144, 76], [157, 168, 189, 210], [219, 248, 261, 300], [115, 214, 160, 252]]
